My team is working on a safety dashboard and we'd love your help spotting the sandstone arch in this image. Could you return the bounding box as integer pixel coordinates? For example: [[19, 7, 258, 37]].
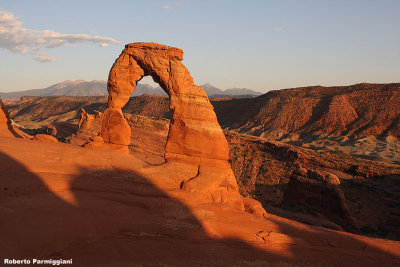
[[100, 43, 243, 207]]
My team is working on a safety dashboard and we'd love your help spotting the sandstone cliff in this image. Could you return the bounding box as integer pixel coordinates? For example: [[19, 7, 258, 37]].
[[214, 83, 400, 139]]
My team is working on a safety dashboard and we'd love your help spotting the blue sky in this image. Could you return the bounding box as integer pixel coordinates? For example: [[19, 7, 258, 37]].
[[0, 0, 399, 93]]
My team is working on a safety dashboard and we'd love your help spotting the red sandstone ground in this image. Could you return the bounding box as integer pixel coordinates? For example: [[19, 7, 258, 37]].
[[1, 135, 400, 266]]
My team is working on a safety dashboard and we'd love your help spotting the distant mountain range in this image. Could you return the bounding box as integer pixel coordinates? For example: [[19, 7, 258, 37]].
[[200, 83, 261, 97], [0, 80, 262, 99]]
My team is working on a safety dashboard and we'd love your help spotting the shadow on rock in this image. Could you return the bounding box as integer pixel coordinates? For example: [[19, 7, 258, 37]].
[[0, 151, 399, 266]]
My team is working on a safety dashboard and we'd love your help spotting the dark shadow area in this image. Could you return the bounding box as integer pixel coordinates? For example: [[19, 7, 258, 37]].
[[253, 183, 286, 207], [1, 150, 399, 266], [378, 114, 400, 139], [211, 95, 267, 130], [0, 150, 284, 266], [256, 177, 400, 242], [254, 183, 348, 232], [340, 175, 400, 241]]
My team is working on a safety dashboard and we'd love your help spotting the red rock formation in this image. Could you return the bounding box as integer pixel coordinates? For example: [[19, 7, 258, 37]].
[[283, 167, 360, 233], [45, 125, 57, 136], [101, 108, 131, 146], [75, 109, 103, 144], [0, 100, 12, 135], [213, 83, 400, 139], [78, 108, 94, 131], [96, 43, 243, 207], [225, 130, 400, 238], [33, 134, 58, 142], [103, 43, 229, 159], [0, 100, 25, 138]]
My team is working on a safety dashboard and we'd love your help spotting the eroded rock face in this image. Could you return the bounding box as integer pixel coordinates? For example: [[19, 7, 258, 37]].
[[0, 100, 19, 137], [98, 42, 242, 207], [101, 108, 131, 145], [0, 100, 11, 126]]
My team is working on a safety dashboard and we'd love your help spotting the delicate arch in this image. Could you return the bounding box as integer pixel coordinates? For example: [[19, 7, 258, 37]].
[[100, 43, 242, 208], [102, 42, 229, 161]]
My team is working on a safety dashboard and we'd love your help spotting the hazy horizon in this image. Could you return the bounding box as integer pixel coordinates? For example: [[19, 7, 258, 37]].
[[4, 77, 399, 95], [0, 77, 266, 94], [1, 0, 399, 93]]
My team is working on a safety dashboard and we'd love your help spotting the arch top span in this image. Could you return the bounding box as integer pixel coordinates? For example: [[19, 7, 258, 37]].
[[125, 42, 184, 61]]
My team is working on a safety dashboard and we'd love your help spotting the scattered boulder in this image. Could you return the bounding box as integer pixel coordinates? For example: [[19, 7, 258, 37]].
[[33, 134, 58, 142], [46, 124, 57, 136], [78, 109, 103, 132], [304, 169, 341, 185], [78, 108, 94, 131], [83, 135, 129, 154], [242, 197, 267, 216]]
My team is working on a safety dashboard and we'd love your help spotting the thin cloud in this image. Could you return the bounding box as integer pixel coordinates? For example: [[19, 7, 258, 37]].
[[273, 27, 283, 32], [176, 0, 189, 6], [33, 55, 61, 62], [164, 1, 188, 10], [0, 9, 120, 62]]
